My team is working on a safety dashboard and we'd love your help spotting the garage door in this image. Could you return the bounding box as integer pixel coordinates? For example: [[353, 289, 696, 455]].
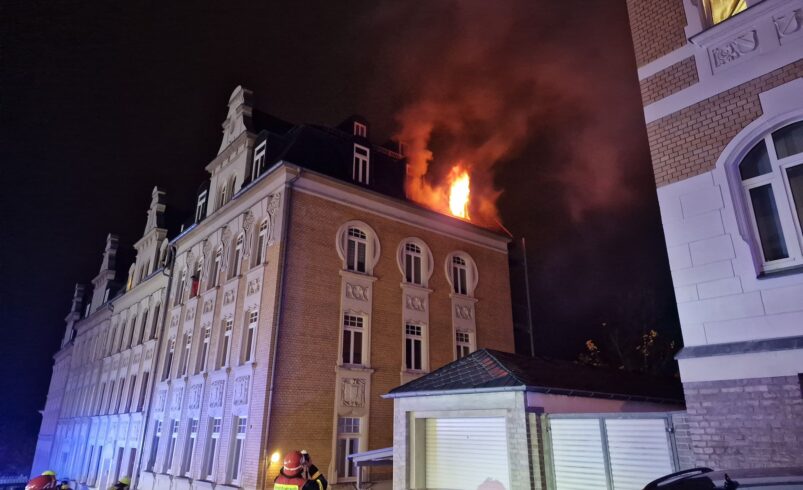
[[550, 416, 676, 490], [425, 417, 510, 490]]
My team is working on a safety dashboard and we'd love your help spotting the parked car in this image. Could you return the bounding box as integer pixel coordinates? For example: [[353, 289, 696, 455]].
[[644, 467, 803, 489]]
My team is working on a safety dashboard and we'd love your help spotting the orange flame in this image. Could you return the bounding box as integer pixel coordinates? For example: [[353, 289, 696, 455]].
[[447, 166, 470, 220]]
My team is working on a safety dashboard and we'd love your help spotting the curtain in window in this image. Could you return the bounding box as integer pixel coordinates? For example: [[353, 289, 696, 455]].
[[704, 0, 748, 25]]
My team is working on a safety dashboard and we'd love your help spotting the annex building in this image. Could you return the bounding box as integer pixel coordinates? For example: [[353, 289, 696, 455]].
[[31, 86, 515, 490], [627, 0, 803, 467]]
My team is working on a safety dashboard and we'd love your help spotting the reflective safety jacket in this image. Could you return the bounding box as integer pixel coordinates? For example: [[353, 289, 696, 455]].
[[274, 465, 327, 490]]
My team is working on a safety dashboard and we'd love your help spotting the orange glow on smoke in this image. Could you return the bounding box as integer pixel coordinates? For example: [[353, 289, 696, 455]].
[[447, 166, 471, 219]]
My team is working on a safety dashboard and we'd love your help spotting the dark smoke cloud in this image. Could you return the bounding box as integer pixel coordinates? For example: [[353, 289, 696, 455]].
[[363, 0, 640, 224]]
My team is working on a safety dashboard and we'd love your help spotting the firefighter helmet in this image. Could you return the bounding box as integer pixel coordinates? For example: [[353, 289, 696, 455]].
[[26, 475, 56, 490], [282, 450, 304, 477]]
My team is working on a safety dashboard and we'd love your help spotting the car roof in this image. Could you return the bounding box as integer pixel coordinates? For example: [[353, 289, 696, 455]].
[[647, 467, 803, 489]]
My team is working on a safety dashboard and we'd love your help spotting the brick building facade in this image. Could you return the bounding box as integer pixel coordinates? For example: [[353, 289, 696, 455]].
[[626, 0, 803, 467], [32, 86, 515, 489]]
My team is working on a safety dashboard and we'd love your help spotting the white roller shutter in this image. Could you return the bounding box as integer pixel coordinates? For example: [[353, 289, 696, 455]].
[[550, 418, 608, 490], [425, 417, 509, 490], [605, 418, 674, 490]]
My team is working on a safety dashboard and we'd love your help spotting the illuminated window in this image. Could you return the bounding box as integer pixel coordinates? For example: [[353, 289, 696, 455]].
[[353, 144, 370, 184], [342, 314, 364, 365], [700, 0, 748, 26], [737, 121, 803, 273], [252, 140, 267, 181], [336, 417, 361, 480]]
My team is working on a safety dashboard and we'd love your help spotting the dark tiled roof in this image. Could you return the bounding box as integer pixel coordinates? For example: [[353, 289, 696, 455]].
[[387, 349, 684, 404]]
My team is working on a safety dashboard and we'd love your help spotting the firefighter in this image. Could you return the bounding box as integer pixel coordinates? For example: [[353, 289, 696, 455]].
[[274, 450, 327, 490], [26, 471, 58, 490], [59, 480, 71, 490]]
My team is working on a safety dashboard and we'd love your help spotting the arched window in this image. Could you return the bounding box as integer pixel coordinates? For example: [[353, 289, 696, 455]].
[[336, 221, 380, 275], [209, 247, 222, 289], [737, 120, 803, 272], [254, 219, 268, 266], [396, 238, 434, 287], [229, 235, 244, 279], [445, 252, 479, 297]]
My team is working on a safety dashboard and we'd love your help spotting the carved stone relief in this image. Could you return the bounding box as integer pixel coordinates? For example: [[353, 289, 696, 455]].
[[233, 375, 250, 405], [188, 384, 202, 410], [171, 315, 179, 328], [342, 378, 366, 407], [156, 390, 167, 412], [145, 348, 153, 360], [247, 279, 261, 296], [455, 304, 473, 320], [346, 283, 369, 301], [171, 387, 184, 411], [203, 299, 214, 314], [405, 294, 426, 311], [774, 9, 802, 38], [223, 289, 235, 305], [186, 307, 196, 322], [209, 380, 225, 408], [711, 30, 758, 67], [133, 353, 141, 363]]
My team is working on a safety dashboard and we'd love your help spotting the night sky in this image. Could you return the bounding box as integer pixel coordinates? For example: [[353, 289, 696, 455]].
[[0, 1, 678, 473]]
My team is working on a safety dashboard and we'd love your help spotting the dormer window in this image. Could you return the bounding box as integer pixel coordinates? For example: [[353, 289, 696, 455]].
[[195, 190, 208, 223], [251, 141, 267, 182], [353, 121, 367, 138], [353, 144, 370, 185]]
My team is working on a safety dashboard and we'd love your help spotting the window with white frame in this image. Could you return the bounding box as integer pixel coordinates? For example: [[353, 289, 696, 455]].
[[342, 314, 364, 366], [179, 333, 192, 376], [353, 144, 370, 184], [210, 248, 222, 289], [127, 315, 137, 349], [456, 331, 472, 359], [204, 417, 222, 480], [231, 235, 243, 278], [229, 417, 247, 483], [737, 120, 803, 273], [243, 310, 258, 363], [219, 318, 233, 368], [405, 324, 425, 371], [138, 310, 149, 345], [138, 372, 149, 412], [147, 420, 162, 472], [218, 183, 229, 209], [346, 227, 367, 273], [197, 326, 211, 373], [252, 140, 267, 181], [255, 220, 268, 266], [125, 374, 136, 412], [182, 418, 198, 476], [336, 417, 361, 480], [166, 419, 179, 472], [162, 338, 175, 381], [353, 121, 367, 138], [404, 242, 423, 285], [196, 190, 208, 223], [451, 256, 468, 295]]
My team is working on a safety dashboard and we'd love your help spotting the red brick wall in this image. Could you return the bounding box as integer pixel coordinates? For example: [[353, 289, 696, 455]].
[[683, 376, 803, 467], [647, 60, 803, 187], [626, 0, 688, 67], [639, 57, 699, 105], [264, 190, 514, 482]]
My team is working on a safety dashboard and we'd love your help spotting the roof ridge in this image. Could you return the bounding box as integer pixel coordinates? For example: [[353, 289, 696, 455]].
[[482, 349, 525, 385]]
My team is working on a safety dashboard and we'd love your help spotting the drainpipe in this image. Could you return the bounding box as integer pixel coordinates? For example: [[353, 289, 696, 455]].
[[259, 170, 300, 489], [133, 244, 177, 488], [522, 237, 535, 358]]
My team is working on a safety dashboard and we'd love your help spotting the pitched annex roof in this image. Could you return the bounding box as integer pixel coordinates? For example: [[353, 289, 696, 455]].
[[386, 349, 684, 404]]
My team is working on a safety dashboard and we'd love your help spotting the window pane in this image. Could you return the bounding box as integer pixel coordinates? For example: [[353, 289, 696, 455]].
[[739, 141, 772, 180], [787, 164, 803, 231], [342, 330, 351, 364], [413, 340, 421, 370], [357, 242, 366, 272], [413, 256, 421, 284], [773, 121, 803, 159], [459, 268, 467, 294], [749, 184, 789, 261], [405, 338, 412, 370], [347, 239, 356, 270], [353, 331, 362, 364], [405, 255, 413, 283], [336, 439, 346, 477]]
